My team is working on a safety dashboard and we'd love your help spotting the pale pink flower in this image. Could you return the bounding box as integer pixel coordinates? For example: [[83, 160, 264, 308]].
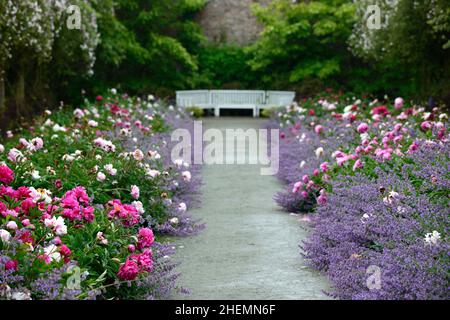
[[97, 172, 106, 182], [133, 149, 144, 161], [131, 185, 140, 200], [292, 181, 303, 194], [394, 97, 404, 110], [182, 171, 191, 182], [314, 125, 323, 135]]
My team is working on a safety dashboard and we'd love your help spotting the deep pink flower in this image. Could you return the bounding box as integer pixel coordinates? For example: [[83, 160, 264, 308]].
[[137, 228, 154, 250], [5, 259, 18, 271], [357, 123, 368, 134], [96, 95, 103, 102], [353, 159, 364, 171], [320, 162, 329, 172], [108, 200, 140, 227], [60, 245, 71, 257], [130, 250, 153, 272], [420, 121, 433, 131], [0, 165, 14, 185], [117, 259, 139, 281]]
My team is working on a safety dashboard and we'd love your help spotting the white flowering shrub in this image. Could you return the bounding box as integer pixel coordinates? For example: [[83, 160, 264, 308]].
[[0, 0, 99, 77]]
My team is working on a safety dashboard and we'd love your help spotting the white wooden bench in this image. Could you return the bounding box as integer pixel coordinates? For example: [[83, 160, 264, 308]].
[[176, 90, 295, 117]]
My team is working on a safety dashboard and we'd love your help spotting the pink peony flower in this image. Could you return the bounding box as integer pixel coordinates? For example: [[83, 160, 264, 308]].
[[6, 221, 18, 230], [394, 97, 404, 110], [107, 200, 140, 227], [0, 165, 14, 185], [314, 125, 323, 135], [352, 159, 364, 171], [117, 259, 139, 281], [30, 137, 44, 151], [407, 141, 419, 154], [302, 175, 310, 183], [357, 123, 369, 134], [420, 121, 433, 131], [317, 193, 327, 205], [7, 148, 23, 163], [130, 251, 153, 272], [137, 228, 154, 250], [292, 181, 303, 194], [131, 185, 140, 200], [133, 149, 144, 161], [320, 162, 329, 172], [97, 172, 106, 182]]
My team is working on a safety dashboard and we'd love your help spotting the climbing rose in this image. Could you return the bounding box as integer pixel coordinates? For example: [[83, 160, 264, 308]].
[[117, 259, 139, 281], [0, 165, 14, 185]]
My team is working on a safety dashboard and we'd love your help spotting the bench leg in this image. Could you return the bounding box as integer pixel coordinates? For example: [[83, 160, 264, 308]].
[[253, 107, 259, 118], [214, 107, 220, 117]]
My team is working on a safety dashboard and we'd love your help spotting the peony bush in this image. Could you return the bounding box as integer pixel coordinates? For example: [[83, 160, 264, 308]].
[[0, 91, 202, 300], [268, 92, 449, 299]]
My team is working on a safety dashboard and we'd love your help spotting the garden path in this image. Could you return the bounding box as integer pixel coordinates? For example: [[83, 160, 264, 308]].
[[173, 117, 330, 299]]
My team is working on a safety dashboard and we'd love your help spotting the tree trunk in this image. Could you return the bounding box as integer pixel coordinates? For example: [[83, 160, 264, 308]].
[[0, 76, 5, 114], [15, 59, 26, 117]]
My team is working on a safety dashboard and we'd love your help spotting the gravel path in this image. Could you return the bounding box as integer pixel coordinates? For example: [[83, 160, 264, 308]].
[[174, 117, 330, 299]]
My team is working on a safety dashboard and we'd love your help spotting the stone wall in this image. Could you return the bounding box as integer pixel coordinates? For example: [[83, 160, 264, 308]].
[[197, 0, 270, 46]]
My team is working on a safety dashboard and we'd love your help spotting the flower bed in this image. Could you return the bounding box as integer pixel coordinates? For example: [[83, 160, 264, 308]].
[[268, 93, 449, 299], [0, 91, 203, 300]]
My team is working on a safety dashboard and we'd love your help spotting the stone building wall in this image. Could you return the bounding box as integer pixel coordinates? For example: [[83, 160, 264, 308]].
[[197, 0, 270, 46]]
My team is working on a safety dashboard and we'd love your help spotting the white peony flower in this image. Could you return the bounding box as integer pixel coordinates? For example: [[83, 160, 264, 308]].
[[6, 221, 18, 230], [315, 147, 324, 159], [31, 170, 41, 180], [0, 229, 12, 243], [44, 244, 61, 263], [182, 171, 191, 182], [178, 202, 187, 212], [424, 231, 441, 245], [11, 291, 32, 300]]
